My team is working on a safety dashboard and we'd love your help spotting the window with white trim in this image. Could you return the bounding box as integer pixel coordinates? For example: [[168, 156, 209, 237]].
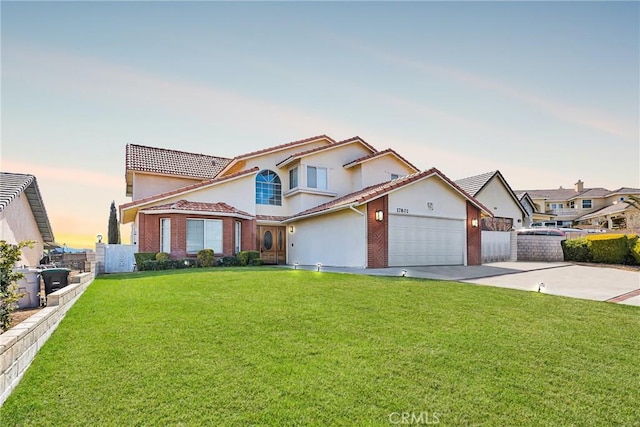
[[186, 219, 223, 254], [307, 166, 327, 190], [234, 221, 242, 255], [289, 167, 298, 190], [160, 218, 171, 253], [256, 170, 282, 205]]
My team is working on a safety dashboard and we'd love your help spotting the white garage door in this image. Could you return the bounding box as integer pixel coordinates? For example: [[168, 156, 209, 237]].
[[388, 215, 465, 266]]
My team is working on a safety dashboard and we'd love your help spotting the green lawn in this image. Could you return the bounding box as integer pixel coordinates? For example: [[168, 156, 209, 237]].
[[2, 268, 639, 426]]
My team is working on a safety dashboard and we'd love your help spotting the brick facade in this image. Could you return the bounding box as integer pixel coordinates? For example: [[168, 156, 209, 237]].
[[466, 201, 482, 265], [367, 196, 388, 268], [138, 213, 256, 258]]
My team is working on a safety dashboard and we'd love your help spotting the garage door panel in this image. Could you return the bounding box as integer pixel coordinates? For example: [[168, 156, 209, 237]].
[[388, 215, 464, 266]]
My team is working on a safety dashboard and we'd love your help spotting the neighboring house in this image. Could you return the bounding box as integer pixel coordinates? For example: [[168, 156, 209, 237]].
[[455, 170, 527, 230], [517, 180, 640, 230], [575, 188, 640, 230], [0, 172, 56, 266], [516, 192, 536, 228], [120, 135, 491, 267], [455, 170, 526, 262]]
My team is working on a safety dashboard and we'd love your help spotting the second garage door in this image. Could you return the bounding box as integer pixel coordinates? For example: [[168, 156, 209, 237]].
[[388, 214, 465, 266]]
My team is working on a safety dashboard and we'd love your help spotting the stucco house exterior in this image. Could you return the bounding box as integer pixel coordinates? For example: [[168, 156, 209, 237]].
[[517, 180, 640, 230], [0, 172, 56, 266], [120, 135, 491, 267]]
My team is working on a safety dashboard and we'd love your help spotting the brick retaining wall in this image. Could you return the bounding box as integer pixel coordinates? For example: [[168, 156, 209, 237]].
[[0, 272, 94, 406]]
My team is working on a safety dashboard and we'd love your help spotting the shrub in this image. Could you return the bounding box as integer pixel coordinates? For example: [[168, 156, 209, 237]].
[[626, 234, 640, 265], [197, 249, 216, 267], [0, 240, 33, 332], [562, 238, 592, 262], [586, 234, 629, 264], [134, 252, 157, 266], [238, 250, 261, 266], [155, 252, 170, 261], [220, 256, 241, 267]]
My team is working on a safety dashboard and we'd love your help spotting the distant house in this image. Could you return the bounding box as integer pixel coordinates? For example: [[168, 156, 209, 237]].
[[121, 135, 491, 267], [0, 172, 56, 266], [455, 170, 526, 262], [517, 180, 640, 230]]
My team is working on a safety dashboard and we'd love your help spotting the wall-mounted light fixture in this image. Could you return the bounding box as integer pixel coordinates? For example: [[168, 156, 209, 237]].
[[375, 210, 384, 222], [96, 234, 103, 243], [471, 218, 479, 228], [289, 226, 294, 233]]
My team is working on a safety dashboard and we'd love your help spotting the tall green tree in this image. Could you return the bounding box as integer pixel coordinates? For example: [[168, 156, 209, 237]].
[[108, 201, 121, 244]]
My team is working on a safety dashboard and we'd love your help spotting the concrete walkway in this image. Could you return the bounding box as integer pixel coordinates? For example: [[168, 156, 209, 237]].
[[285, 262, 640, 306]]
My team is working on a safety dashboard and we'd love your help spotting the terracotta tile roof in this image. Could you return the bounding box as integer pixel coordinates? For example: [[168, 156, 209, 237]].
[[233, 135, 336, 161], [142, 200, 252, 217], [342, 148, 419, 172], [606, 187, 640, 196], [518, 186, 610, 201], [285, 168, 491, 221], [256, 215, 289, 222], [126, 144, 231, 179], [0, 172, 56, 245], [120, 167, 259, 210], [275, 136, 377, 168]]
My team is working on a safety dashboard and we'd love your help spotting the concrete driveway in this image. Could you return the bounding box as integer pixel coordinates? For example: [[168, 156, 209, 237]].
[[287, 262, 640, 306]]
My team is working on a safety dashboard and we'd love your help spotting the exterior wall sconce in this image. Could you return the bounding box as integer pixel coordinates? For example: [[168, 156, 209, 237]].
[[471, 218, 479, 228], [289, 226, 294, 233], [375, 210, 384, 222], [316, 262, 322, 272]]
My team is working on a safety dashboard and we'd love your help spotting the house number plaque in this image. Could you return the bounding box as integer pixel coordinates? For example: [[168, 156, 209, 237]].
[[396, 208, 409, 214]]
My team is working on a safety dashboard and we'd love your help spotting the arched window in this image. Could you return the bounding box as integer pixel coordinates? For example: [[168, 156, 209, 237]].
[[256, 170, 282, 206]]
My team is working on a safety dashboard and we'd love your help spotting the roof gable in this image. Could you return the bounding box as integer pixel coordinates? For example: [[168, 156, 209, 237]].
[[275, 136, 378, 168], [0, 172, 56, 245], [456, 170, 527, 216], [342, 148, 419, 172], [285, 168, 491, 222]]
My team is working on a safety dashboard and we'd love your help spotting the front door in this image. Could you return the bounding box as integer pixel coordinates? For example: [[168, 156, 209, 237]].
[[259, 226, 286, 264]]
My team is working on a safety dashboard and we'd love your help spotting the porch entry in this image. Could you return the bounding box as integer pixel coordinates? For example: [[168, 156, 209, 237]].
[[259, 226, 286, 264]]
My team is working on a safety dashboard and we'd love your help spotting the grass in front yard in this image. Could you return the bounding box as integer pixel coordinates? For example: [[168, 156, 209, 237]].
[[1, 268, 638, 426]]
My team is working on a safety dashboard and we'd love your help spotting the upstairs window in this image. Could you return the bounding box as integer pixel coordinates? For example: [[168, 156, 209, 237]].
[[289, 167, 298, 190], [582, 199, 592, 209], [256, 170, 282, 205], [307, 166, 327, 190]]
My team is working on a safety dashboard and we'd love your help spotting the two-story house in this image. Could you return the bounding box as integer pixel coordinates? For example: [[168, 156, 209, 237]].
[[120, 135, 491, 268], [517, 180, 640, 230]]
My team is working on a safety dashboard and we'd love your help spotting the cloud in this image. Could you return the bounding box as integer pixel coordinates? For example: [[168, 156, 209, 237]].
[[2, 42, 361, 144], [325, 33, 636, 140]]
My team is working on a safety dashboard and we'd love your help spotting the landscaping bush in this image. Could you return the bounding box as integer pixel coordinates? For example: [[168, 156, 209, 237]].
[[139, 258, 194, 271], [220, 256, 241, 267], [197, 249, 216, 267], [238, 250, 261, 266], [561, 238, 593, 262], [134, 252, 157, 266], [155, 252, 170, 261], [585, 234, 629, 264], [626, 234, 640, 265]]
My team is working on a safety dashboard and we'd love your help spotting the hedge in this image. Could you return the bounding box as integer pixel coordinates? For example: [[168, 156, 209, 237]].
[[238, 250, 261, 266], [561, 238, 592, 263], [134, 252, 157, 266], [585, 234, 631, 265], [197, 249, 216, 267]]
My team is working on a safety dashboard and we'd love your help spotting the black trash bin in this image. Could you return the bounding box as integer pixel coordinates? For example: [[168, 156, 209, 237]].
[[41, 268, 71, 294]]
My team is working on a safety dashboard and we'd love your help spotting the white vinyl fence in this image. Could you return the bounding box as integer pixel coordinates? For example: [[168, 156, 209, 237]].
[[481, 230, 516, 263], [95, 243, 137, 274]]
